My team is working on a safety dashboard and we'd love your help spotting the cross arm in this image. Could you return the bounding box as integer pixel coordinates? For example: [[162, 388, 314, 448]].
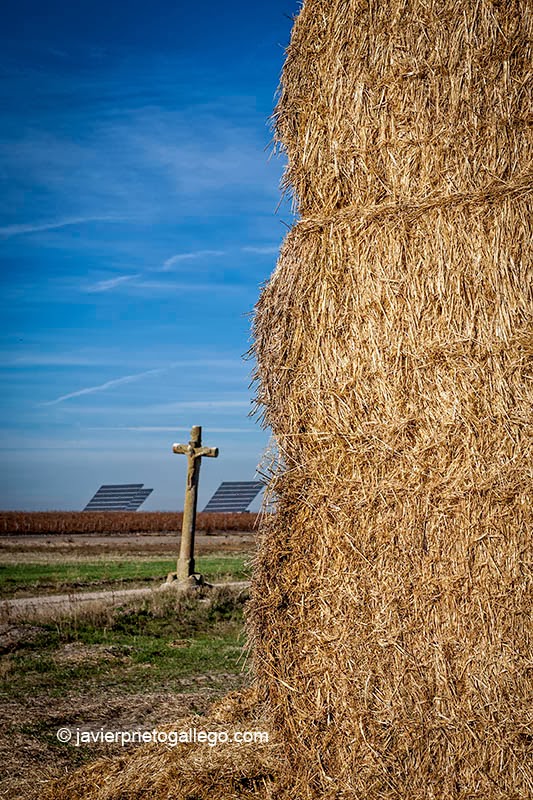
[[195, 446, 218, 458], [172, 444, 218, 458]]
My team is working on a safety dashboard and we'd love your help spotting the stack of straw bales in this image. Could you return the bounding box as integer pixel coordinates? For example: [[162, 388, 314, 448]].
[[248, 0, 532, 798]]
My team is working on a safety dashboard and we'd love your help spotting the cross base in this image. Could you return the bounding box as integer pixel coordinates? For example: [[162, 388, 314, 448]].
[[177, 556, 195, 583], [162, 571, 212, 591]]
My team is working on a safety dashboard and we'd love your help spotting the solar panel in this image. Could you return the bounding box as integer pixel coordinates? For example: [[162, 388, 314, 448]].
[[83, 484, 153, 511], [203, 481, 264, 513], [126, 488, 153, 509]]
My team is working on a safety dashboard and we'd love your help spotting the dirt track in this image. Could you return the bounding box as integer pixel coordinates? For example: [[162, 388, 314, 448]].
[[0, 581, 251, 621], [0, 531, 255, 618]]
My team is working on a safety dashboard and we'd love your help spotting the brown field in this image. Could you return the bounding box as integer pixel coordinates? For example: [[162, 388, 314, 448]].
[[0, 531, 256, 562], [0, 511, 259, 535]]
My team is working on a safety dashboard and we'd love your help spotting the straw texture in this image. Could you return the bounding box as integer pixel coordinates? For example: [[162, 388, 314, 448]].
[[39, 698, 279, 800], [248, 0, 533, 797]]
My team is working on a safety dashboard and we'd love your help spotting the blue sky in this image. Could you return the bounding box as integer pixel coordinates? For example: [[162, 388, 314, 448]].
[[0, 0, 296, 510]]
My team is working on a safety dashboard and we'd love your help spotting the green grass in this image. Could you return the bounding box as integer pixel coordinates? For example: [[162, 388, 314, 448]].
[[0, 555, 251, 597], [1, 587, 250, 700]]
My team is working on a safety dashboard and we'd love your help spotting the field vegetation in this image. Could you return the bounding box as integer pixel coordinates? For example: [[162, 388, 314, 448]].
[[0, 531, 255, 798], [0, 555, 250, 598], [1, 586, 251, 799], [2, 586, 249, 697], [0, 511, 258, 535]]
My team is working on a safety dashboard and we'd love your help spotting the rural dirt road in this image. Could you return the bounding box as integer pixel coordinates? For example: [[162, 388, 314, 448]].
[[0, 581, 251, 621]]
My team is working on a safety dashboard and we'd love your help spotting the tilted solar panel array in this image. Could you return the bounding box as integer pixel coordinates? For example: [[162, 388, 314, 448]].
[[130, 488, 153, 509], [203, 481, 264, 513], [83, 484, 153, 511]]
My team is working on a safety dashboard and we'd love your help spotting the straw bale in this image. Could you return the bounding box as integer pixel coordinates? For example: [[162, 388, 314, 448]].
[[275, 0, 532, 217], [248, 0, 532, 797]]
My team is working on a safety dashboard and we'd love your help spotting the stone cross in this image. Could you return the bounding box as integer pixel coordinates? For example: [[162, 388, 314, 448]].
[[172, 425, 218, 582]]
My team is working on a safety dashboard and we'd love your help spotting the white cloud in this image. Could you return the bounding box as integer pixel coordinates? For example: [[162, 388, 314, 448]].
[[1, 352, 244, 369], [85, 274, 141, 293], [116, 280, 246, 295], [39, 362, 251, 407], [124, 280, 212, 291], [242, 245, 280, 255], [161, 250, 226, 270], [0, 215, 120, 238], [3, 354, 108, 367], [0, 70, 283, 242], [150, 399, 252, 412], [72, 274, 247, 296], [88, 426, 254, 433], [42, 367, 169, 406]]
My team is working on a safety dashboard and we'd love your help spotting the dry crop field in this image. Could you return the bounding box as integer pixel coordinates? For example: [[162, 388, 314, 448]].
[[0, 526, 256, 799], [0, 511, 258, 535]]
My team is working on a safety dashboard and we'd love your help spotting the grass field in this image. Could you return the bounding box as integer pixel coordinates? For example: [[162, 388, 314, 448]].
[[2, 587, 249, 700], [0, 555, 251, 598], [0, 532, 255, 799]]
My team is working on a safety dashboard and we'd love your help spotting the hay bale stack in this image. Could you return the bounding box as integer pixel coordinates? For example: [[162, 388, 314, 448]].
[[248, 1, 532, 797]]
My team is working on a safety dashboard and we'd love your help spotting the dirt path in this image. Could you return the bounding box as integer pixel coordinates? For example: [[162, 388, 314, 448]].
[[0, 581, 251, 621]]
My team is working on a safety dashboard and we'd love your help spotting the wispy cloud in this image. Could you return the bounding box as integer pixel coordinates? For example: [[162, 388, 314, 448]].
[[2, 353, 111, 367], [177, 400, 251, 408], [125, 280, 214, 292], [1, 352, 244, 369], [108, 280, 247, 295], [242, 245, 280, 255], [88, 426, 254, 433], [0, 59, 284, 247], [159, 245, 279, 272], [39, 361, 250, 407], [85, 274, 141, 293], [77, 273, 247, 296], [161, 250, 226, 271], [151, 399, 252, 412], [0, 215, 120, 238], [42, 367, 169, 406]]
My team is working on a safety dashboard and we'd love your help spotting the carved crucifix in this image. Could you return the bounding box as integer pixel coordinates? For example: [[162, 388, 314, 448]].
[[172, 425, 218, 582]]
